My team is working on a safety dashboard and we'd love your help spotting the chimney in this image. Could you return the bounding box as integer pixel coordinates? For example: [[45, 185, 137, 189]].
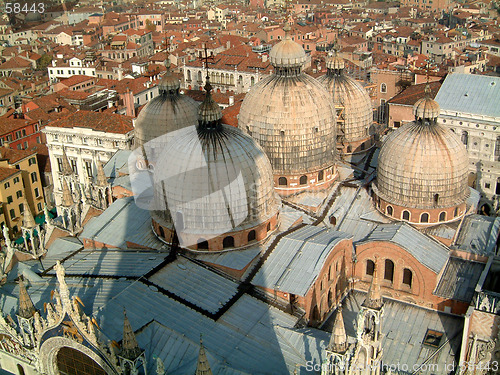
[[262, 54, 268, 62], [124, 89, 135, 117], [229, 96, 234, 106], [117, 68, 123, 81]]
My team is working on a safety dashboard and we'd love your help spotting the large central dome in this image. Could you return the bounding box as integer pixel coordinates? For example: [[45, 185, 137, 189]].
[[238, 24, 337, 196], [373, 89, 469, 225], [152, 79, 280, 251]]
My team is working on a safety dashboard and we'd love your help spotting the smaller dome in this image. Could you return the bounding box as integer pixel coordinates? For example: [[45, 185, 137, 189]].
[[326, 52, 344, 71], [158, 61, 180, 92], [269, 24, 307, 68], [413, 97, 440, 120]]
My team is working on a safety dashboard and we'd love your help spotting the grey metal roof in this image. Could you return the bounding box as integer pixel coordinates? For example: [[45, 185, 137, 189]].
[[0, 271, 329, 374], [45, 249, 166, 278], [323, 291, 463, 374], [435, 73, 500, 118], [194, 247, 262, 271], [434, 257, 485, 302], [252, 225, 352, 296], [79, 197, 167, 250], [104, 149, 132, 178], [148, 257, 239, 314], [360, 223, 449, 273], [453, 215, 500, 256], [331, 186, 390, 242], [41, 236, 83, 269]]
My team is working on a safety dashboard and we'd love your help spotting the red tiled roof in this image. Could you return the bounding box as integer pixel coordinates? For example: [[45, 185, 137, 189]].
[[47, 110, 134, 134], [388, 81, 441, 106], [0, 146, 36, 164], [0, 166, 20, 183]]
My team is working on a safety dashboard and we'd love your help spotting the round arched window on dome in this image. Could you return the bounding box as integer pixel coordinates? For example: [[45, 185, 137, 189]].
[[197, 238, 209, 250], [267, 222, 271, 232], [318, 170, 324, 181], [299, 175, 307, 185], [439, 212, 446, 222], [278, 177, 287, 186], [454, 207, 459, 217], [402, 210, 410, 221], [248, 230, 256, 242], [386, 205, 393, 216], [420, 213, 429, 223], [223, 236, 234, 249]]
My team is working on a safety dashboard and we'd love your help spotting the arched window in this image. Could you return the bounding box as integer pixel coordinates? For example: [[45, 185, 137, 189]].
[[187, 69, 191, 81], [328, 290, 333, 307], [420, 213, 429, 223], [267, 222, 271, 232], [403, 268, 412, 288], [454, 207, 459, 217], [318, 170, 324, 181], [347, 145, 352, 153], [278, 177, 287, 186], [461, 131, 468, 146], [197, 238, 209, 250], [311, 305, 320, 321], [434, 193, 439, 205], [384, 259, 394, 282], [197, 71, 202, 81], [299, 175, 307, 185], [248, 230, 256, 242], [380, 83, 387, 93], [17, 364, 25, 375], [158, 226, 165, 238], [223, 236, 234, 249], [402, 210, 410, 221], [386, 205, 393, 216], [366, 259, 375, 276], [328, 265, 332, 280], [439, 212, 446, 222], [250, 76, 255, 86]]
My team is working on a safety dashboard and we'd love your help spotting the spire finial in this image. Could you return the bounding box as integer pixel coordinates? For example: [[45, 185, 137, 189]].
[[22, 200, 36, 229], [283, 22, 291, 38], [363, 258, 383, 310], [18, 277, 36, 319], [61, 179, 74, 207], [121, 309, 142, 360], [195, 334, 213, 375], [96, 160, 108, 187], [61, 149, 73, 176], [329, 307, 347, 353]]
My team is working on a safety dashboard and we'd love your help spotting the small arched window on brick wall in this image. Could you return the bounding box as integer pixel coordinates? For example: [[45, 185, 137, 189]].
[[402, 210, 410, 221], [420, 213, 429, 223], [223, 236, 234, 249], [299, 175, 307, 185], [366, 259, 375, 276], [386, 205, 393, 216], [278, 177, 287, 186], [403, 268, 413, 288], [248, 230, 256, 242], [439, 212, 446, 222], [384, 259, 394, 283]]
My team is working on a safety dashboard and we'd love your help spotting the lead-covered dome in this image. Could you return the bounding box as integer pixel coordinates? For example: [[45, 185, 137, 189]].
[[238, 25, 336, 194], [152, 80, 280, 251], [134, 63, 198, 163], [318, 52, 373, 154], [374, 90, 469, 224]]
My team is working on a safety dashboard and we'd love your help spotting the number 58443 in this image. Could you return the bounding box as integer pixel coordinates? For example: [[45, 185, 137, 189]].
[[5, 3, 45, 14]]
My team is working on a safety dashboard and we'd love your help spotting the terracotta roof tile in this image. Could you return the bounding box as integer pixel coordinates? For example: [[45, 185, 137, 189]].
[[0, 166, 20, 183], [47, 110, 134, 134]]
